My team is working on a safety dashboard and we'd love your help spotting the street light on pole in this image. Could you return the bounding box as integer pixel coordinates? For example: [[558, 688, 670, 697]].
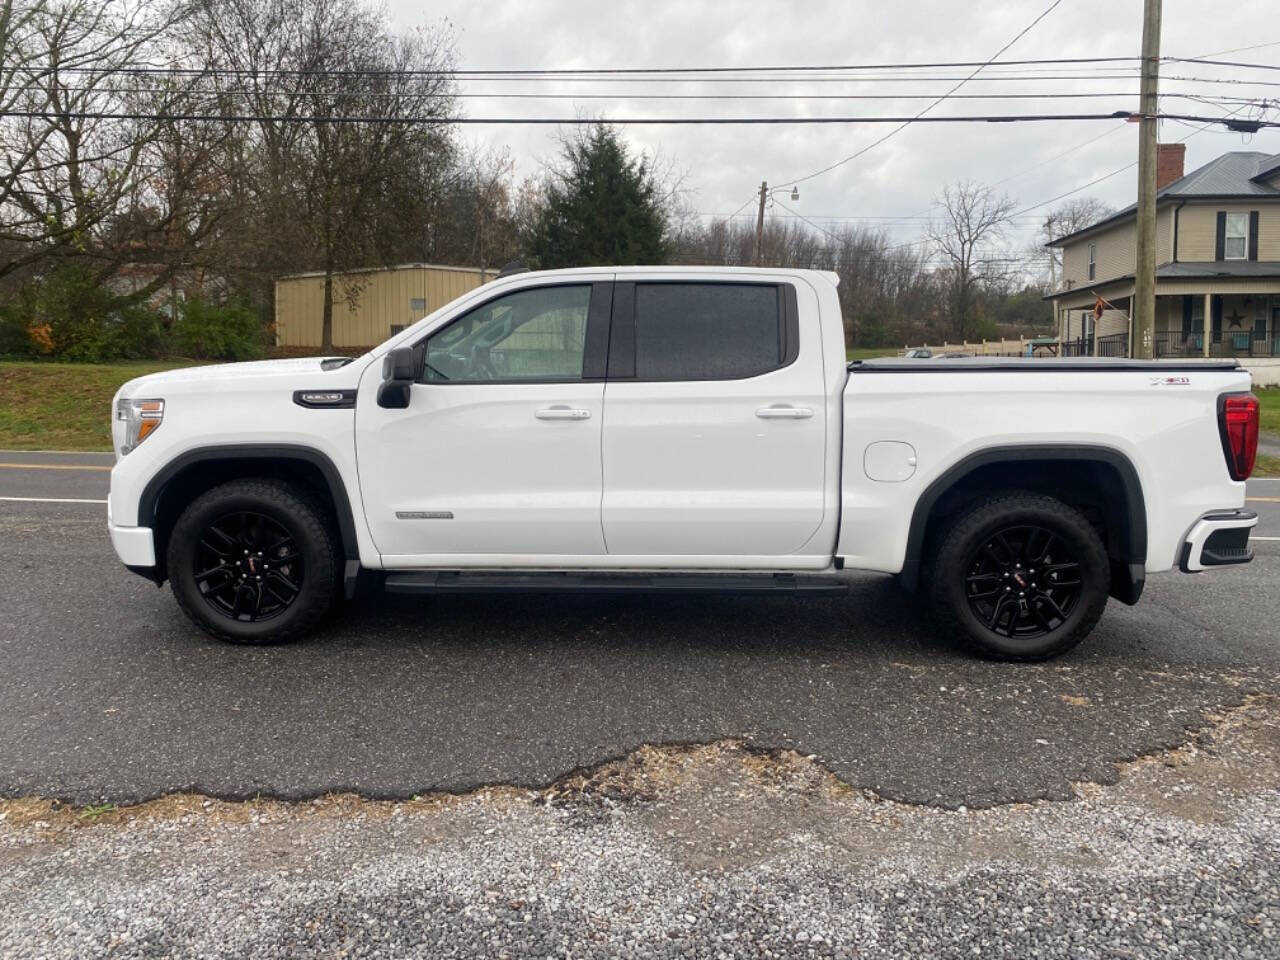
[[754, 182, 800, 266]]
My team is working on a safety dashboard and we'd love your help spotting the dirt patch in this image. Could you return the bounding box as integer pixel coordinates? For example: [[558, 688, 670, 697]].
[[3, 696, 1276, 835]]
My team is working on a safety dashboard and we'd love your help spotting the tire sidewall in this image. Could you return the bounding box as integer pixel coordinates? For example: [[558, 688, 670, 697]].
[[168, 484, 335, 643], [937, 499, 1110, 660]]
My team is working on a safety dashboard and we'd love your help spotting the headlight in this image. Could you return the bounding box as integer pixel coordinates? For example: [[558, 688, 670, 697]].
[[116, 398, 164, 455]]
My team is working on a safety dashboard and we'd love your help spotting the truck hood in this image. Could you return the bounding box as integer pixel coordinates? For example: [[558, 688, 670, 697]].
[[116, 356, 362, 397]]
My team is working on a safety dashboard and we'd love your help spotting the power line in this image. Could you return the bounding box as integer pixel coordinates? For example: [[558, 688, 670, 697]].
[[1005, 101, 1261, 221], [1168, 57, 1280, 72], [41, 53, 1276, 79], [777, 0, 1066, 188], [1192, 40, 1280, 58], [6, 108, 1271, 126], [31, 70, 1167, 85], [45, 55, 1145, 78], [988, 123, 1129, 188], [29, 86, 1258, 103]]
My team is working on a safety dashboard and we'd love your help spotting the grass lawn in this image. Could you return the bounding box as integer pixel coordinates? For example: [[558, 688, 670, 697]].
[[1255, 454, 1280, 478], [1256, 388, 1280, 477], [0, 360, 192, 451], [846, 346, 900, 361], [2, 358, 1279, 467], [1256, 386, 1279, 437]]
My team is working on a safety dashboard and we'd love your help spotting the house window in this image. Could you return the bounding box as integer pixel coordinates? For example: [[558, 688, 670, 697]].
[[409, 297, 427, 313], [390, 324, 406, 336], [1224, 213, 1248, 260], [1087, 243, 1096, 281]]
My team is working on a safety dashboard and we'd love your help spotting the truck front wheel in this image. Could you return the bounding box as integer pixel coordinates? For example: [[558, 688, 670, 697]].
[[167, 479, 338, 645], [928, 492, 1110, 661]]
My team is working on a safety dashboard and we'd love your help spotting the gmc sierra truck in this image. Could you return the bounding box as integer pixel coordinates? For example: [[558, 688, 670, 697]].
[[108, 266, 1261, 660]]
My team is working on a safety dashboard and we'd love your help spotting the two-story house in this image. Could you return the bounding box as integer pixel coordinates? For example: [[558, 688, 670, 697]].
[[1046, 145, 1280, 357]]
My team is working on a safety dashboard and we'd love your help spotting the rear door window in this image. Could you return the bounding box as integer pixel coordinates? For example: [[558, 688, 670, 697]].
[[630, 283, 788, 381]]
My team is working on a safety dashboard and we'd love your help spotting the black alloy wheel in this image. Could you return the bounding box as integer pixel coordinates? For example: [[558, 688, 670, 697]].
[[194, 510, 304, 622], [928, 492, 1110, 661], [962, 524, 1083, 640], [168, 478, 338, 645]]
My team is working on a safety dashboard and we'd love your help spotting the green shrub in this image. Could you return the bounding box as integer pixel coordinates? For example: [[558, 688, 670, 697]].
[[171, 298, 267, 361], [0, 304, 40, 358], [1, 264, 167, 362]]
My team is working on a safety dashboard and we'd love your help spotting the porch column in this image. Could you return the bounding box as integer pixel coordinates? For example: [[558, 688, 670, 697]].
[[1203, 292, 1212, 358]]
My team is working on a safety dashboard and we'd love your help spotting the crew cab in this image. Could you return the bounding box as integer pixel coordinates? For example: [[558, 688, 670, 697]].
[[107, 267, 1261, 660]]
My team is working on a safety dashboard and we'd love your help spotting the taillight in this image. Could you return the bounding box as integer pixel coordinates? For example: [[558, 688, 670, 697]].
[[1219, 393, 1259, 481]]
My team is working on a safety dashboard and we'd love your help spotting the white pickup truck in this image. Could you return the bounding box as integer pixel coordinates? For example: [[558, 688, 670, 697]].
[[108, 266, 1261, 660]]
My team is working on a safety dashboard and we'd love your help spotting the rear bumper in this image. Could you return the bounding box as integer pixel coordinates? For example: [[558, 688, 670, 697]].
[[1179, 510, 1257, 572]]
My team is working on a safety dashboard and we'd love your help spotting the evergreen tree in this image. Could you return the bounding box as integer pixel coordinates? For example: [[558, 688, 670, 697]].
[[529, 125, 668, 268]]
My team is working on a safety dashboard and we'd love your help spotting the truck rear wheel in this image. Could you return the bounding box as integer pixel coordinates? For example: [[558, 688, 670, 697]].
[[928, 492, 1110, 661], [167, 479, 338, 645]]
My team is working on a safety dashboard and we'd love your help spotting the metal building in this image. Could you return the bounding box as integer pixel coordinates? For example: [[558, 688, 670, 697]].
[[274, 263, 489, 349]]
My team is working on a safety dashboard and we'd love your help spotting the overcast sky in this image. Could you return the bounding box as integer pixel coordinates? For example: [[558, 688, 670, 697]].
[[383, 0, 1279, 255]]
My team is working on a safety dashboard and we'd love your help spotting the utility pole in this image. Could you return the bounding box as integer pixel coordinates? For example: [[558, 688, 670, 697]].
[[1132, 0, 1162, 358], [754, 180, 768, 266]]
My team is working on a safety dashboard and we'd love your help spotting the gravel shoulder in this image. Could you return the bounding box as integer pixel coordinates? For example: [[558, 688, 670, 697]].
[[3, 696, 1277, 960]]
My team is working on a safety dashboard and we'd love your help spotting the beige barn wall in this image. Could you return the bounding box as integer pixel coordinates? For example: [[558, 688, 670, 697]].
[[275, 265, 487, 348], [1177, 202, 1280, 262]]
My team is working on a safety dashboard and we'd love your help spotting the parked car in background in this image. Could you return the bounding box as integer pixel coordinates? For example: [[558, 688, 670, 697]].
[[904, 347, 933, 358], [108, 267, 1260, 660]]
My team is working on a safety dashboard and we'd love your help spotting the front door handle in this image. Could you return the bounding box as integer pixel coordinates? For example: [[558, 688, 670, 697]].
[[756, 404, 814, 420], [536, 405, 592, 421]]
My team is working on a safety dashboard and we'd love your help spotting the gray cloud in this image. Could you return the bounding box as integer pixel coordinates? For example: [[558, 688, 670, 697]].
[[385, 0, 1279, 252]]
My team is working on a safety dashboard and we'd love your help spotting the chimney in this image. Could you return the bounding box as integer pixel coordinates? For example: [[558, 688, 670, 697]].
[[1156, 143, 1185, 190]]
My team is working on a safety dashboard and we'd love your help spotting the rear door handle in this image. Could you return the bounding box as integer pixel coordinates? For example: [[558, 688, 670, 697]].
[[755, 404, 814, 420], [536, 405, 592, 421]]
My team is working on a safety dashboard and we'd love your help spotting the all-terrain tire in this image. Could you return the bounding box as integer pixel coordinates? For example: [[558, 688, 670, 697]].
[[167, 478, 338, 645]]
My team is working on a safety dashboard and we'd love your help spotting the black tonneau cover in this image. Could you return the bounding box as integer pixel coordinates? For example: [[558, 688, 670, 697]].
[[849, 357, 1242, 373]]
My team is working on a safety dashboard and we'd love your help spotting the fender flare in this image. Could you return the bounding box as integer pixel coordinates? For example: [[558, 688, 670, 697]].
[[898, 444, 1147, 602], [138, 443, 361, 577]]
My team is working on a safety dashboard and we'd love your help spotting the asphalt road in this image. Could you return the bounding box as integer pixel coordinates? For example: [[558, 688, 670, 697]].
[[1, 450, 1278, 808]]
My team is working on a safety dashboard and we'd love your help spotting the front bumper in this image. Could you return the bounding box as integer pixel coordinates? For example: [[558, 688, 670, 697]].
[[109, 521, 156, 567], [1179, 510, 1257, 572]]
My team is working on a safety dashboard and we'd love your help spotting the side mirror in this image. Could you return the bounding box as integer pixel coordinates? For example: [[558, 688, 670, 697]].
[[377, 346, 417, 409]]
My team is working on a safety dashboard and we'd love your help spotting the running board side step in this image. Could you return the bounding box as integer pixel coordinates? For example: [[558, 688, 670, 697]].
[[382, 571, 849, 596]]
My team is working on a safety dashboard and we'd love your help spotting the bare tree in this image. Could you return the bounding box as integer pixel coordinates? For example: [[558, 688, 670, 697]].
[[670, 214, 934, 347], [184, 0, 457, 349], [0, 0, 196, 286], [1037, 196, 1113, 288], [927, 181, 1017, 339]]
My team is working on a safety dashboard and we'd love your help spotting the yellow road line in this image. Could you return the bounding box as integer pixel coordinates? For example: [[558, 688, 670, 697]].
[[1247, 496, 1280, 503], [0, 462, 111, 472]]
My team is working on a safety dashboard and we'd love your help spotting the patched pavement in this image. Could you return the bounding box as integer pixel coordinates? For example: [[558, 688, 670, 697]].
[[0, 453, 1277, 808]]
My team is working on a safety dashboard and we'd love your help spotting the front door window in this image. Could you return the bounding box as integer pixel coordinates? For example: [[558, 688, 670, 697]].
[[421, 285, 591, 383]]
